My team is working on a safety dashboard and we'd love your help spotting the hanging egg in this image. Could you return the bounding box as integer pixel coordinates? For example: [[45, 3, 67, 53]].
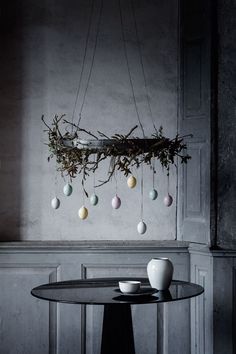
[[111, 195, 121, 209], [51, 197, 60, 209], [137, 221, 147, 234], [78, 206, 88, 220], [63, 183, 73, 196], [90, 194, 99, 206], [163, 194, 173, 207], [149, 189, 158, 200], [127, 175, 137, 189]]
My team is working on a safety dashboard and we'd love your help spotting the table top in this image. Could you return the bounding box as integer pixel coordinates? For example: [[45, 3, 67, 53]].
[[31, 277, 204, 305]]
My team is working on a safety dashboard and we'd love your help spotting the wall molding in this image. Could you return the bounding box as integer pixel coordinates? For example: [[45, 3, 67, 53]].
[[0, 243, 190, 354], [0, 241, 190, 254], [3, 242, 236, 354], [190, 251, 213, 354]]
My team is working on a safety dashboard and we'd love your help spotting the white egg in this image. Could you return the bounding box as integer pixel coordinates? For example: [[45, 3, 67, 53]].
[[63, 183, 73, 196], [127, 175, 137, 188], [78, 206, 88, 220], [90, 194, 99, 206], [163, 194, 173, 207], [149, 189, 158, 200], [51, 197, 60, 209], [111, 195, 121, 209], [137, 221, 147, 234]]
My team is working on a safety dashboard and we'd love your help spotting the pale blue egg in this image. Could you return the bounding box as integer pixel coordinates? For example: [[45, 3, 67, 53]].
[[90, 194, 99, 206], [63, 183, 73, 196], [149, 189, 158, 200]]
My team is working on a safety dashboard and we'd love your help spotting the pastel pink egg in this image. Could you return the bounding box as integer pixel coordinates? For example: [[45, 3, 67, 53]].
[[111, 195, 121, 209], [163, 194, 173, 207]]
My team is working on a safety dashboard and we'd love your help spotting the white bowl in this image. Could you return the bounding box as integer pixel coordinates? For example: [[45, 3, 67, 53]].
[[119, 281, 141, 294]]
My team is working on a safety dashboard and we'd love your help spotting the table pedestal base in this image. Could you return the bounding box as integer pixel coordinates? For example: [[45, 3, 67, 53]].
[[101, 304, 135, 354]]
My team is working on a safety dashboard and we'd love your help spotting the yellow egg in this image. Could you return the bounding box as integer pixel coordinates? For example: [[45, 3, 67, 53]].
[[127, 175, 137, 188], [78, 206, 88, 220]]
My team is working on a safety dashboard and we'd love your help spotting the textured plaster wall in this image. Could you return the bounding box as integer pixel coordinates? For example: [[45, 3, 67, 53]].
[[217, 0, 236, 248], [0, 0, 179, 241]]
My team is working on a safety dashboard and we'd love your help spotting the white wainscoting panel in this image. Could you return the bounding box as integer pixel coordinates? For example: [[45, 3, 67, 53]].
[[0, 241, 190, 354], [190, 250, 213, 354], [0, 263, 60, 354]]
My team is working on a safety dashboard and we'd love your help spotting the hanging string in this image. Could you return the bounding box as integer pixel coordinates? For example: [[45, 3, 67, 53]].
[[61, 172, 66, 184], [82, 185, 85, 205], [93, 154, 96, 193], [130, 0, 157, 132], [71, 0, 154, 136], [167, 172, 170, 194], [114, 169, 118, 194], [54, 173, 58, 197], [152, 157, 155, 189], [118, 0, 145, 138], [77, 0, 104, 128], [71, 0, 95, 128], [140, 162, 144, 220]]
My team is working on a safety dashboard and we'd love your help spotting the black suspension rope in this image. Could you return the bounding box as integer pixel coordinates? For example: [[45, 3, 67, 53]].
[[130, 0, 157, 133], [73, 0, 150, 137], [140, 162, 144, 220], [71, 0, 95, 126], [118, 0, 145, 138], [77, 0, 104, 128]]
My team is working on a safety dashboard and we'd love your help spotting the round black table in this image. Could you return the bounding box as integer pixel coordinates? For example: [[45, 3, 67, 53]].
[[31, 277, 204, 354]]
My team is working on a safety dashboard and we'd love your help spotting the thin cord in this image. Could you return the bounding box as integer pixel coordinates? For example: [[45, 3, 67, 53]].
[[167, 173, 170, 194], [77, 0, 104, 127], [114, 170, 118, 194], [130, 0, 157, 132], [71, 0, 95, 127], [54, 173, 58, 196], [82, 187, 85, 205], [118, 0, 145, 138], [140, 163, 144, 220], [93, 171, 96, 194], [152, 157, 155, 189], [93, 154, 96, 193], [53, 155, 59, 196]]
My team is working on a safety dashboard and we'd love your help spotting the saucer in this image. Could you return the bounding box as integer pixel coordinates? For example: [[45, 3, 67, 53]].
[[114, 287, 158, 296]]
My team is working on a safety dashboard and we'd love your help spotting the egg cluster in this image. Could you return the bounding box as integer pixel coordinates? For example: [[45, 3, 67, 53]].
[[51, 175, 173, 234]]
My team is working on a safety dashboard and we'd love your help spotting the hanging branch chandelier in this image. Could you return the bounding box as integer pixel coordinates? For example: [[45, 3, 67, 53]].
[[43, 0, 191, 234]]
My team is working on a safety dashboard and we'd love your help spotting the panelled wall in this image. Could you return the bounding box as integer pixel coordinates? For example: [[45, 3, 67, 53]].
[[190, 247, 213, 354], [178, 2, 236, 352], [178, 0, 213, 245], [190, 247, 236, 354], [0, 242, 191, 354], [1, 242, 234, 354]]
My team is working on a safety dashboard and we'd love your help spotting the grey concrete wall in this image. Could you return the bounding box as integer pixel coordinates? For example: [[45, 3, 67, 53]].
[[217, 0, 236, 248], [0, 0, 179, 241]]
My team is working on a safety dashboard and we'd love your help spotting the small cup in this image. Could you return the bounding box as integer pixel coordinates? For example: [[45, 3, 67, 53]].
[[119, 281, 141, 294]]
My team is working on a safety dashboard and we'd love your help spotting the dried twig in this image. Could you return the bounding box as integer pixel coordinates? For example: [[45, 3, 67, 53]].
[[42, 114, 191, 195]]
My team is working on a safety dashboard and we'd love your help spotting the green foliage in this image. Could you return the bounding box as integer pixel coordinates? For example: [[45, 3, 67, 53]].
[[42, 114, 192, 195]]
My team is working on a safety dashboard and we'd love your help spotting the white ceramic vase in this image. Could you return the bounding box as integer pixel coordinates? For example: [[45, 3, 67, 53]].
[[147, 258, 173, 290]]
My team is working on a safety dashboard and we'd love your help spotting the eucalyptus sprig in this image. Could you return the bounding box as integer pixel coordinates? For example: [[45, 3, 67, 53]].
[[42, 114, 192, 196]]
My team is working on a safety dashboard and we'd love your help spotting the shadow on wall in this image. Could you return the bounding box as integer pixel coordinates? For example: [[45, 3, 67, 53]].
[[0, 2, 23, 240], [0, 0, 178, 241]]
